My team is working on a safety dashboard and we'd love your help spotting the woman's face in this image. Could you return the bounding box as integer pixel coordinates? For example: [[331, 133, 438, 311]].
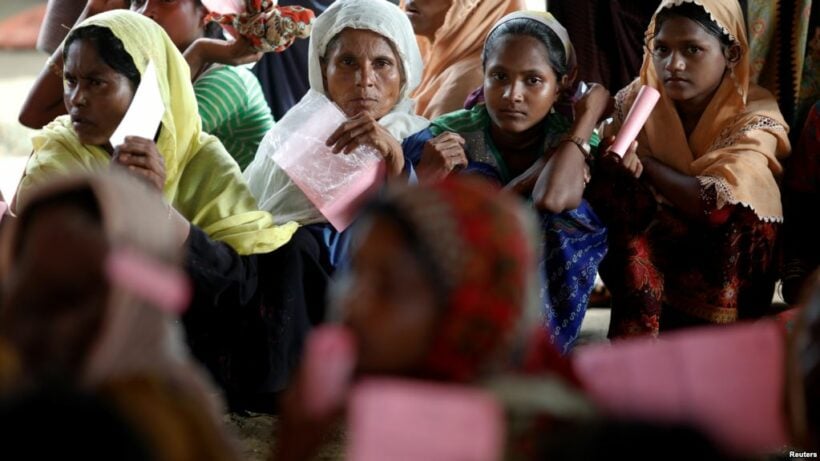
[[338, 215, 439, 376], [652, 16, 730, 111], [322, 28, 404, 119], [404, 0, 453, 40], [0, 196, 108, 378], [484, 34, 561, 135], [63, 39, 137, 148], [131, 0, 206, 51]]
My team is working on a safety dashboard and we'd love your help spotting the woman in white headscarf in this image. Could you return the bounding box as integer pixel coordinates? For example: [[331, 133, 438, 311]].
[[243, 0, 429, 268]]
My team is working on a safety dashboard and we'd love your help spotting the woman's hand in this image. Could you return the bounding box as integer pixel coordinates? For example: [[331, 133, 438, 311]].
[[184, 37, 263, 80], [326, 113, 405, 176], [600, 136, 643, 179], [415, 132, 467, 184], [621, 141, 643, 178], [574, 83, 611, 124], [532, 144, 589, 213], [112, 136, 166, 192]]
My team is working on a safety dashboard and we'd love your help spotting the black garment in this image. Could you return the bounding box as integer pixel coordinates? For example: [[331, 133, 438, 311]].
[[183, 226, 331, 412], [251, 0, 335, 120], [549, 0, 658, 91]]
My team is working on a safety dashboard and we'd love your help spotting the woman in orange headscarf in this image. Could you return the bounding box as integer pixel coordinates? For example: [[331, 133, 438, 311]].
[[587, 0, 790, 338], [405, 0, 525, 119]]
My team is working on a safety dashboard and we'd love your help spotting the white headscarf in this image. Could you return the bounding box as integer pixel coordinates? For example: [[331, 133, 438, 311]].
[[244, 0, 429, 224]]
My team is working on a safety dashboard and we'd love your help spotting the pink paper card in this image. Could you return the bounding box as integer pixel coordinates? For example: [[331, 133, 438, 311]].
[[348, 378, 505, 461], [105, 247, 192, 315], [573, 321, 789, 455], [302, 325, 357, 418], [610, 85, 660, 157], [271, 93, 384, 231], [0, 201, 7, 225]]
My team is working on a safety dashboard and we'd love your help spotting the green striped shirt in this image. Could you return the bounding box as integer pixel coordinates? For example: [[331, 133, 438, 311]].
[[194, 65, 273, 170]]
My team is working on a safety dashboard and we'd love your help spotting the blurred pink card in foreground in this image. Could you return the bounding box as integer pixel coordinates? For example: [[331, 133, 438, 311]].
[[610, 85, 660, 157], [271, 93, 383, 231], [302, 325, 357, 418], [573, 321, 789, 455], [348, 378, 504, 461], [105, 246, 192, 315]]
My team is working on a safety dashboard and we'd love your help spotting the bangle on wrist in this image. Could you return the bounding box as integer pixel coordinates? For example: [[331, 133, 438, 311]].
[[559, 134, 592, 162]]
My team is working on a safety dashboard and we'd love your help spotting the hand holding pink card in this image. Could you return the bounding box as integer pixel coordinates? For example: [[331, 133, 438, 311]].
[[610, 85, 660, 157], [348, 378, 505, 461]]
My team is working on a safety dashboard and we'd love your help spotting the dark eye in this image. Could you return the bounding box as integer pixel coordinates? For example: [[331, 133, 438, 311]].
[[340, 56, 356, 66], [89, 79, 105, 87], [64, 75, 77, 86], [491, 72, 507, 81], [686, 45, 701, 55], [374, 58, 392, 69], [527, 76, 543, 85], [652, 45, 669, 56]]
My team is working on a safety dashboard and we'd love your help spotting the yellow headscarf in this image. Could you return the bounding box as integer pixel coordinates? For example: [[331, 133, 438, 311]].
[[16, 10, 297, 254], [612, 0, 791, 222]]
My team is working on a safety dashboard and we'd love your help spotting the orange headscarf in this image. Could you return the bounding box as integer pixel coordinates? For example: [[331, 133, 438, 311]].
[[411, 0, 525, 119], [611, 0, 790, 222]]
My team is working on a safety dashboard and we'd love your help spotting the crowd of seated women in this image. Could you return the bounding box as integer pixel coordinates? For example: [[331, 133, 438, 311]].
[[0, 0, 817, 458]]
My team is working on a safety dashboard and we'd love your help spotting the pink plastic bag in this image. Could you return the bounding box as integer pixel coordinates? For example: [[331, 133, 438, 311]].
[[269, 93, 384, 231], [348, 378, 505, 461]]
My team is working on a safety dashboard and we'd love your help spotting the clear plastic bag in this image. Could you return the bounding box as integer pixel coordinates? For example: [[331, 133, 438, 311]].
[[266, 92, 384, 231]]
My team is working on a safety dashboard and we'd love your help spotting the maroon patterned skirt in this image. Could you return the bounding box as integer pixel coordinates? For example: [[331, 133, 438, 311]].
[[587, 165, 780, 338]]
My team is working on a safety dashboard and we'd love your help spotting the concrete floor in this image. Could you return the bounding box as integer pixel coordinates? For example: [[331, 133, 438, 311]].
[[0, 50, 43, 199]]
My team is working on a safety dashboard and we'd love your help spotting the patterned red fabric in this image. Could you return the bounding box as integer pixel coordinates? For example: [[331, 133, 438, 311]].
[[379, 179, 541, 383], [587, 165, 780, 337], [420, 180, 533, 382], [206, 0, 315, 53]]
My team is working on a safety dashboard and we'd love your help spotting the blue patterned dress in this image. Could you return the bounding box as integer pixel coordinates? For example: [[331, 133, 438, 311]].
[[403, 105, 607, 353]]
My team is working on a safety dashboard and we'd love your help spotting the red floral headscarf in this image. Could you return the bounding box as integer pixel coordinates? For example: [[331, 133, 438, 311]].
[[370, 178, 537, 382]]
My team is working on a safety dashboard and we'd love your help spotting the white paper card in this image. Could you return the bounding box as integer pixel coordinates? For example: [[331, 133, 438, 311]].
[[109, 61, 164, 148]]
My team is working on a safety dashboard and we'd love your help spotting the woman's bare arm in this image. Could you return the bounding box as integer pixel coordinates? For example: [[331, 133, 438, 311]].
[[18, 0, 128, 128]]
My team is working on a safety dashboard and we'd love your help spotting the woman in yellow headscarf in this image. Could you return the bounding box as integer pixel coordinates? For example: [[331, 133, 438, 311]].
[[14, 9, 297, 255], [587, 0, 791, 338], [405, 0, 525, 119], [12, 10, 329, 409]]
